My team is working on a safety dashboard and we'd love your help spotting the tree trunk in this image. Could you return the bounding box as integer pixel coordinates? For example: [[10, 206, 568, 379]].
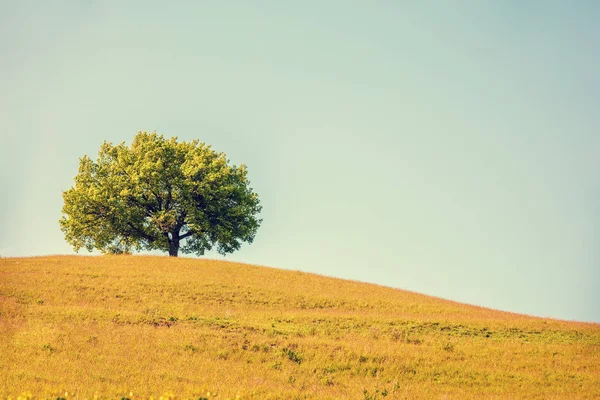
[[168, 233, 180, 257]]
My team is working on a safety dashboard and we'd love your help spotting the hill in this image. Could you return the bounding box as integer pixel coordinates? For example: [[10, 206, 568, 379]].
[[1, 256, 598, 399]]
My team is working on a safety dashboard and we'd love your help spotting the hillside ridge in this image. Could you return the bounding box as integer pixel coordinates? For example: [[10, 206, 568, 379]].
[[1, 255, 599, 399], [5, 254, 596, 325]]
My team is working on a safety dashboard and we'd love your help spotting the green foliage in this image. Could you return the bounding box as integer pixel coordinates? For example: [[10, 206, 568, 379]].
[[60, 131, 262, 257], [363, 388, 388, 400], [282, 347, 303, 364], [42, 343, 55, 353]]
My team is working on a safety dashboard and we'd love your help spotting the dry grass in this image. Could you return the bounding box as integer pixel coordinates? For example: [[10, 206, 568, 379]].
[[1, 255, 598, 399]]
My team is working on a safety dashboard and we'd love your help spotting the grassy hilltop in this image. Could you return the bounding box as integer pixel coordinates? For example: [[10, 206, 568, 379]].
[[1, 256, 599, 399]]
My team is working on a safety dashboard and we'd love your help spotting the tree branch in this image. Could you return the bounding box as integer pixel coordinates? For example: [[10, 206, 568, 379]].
[[127, 222, 155, 243], [179, 230, 195, 240], [126, 195, 157, 216]]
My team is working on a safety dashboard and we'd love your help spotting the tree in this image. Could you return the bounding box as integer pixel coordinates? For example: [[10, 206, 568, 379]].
[[60, 131, 262, 257]]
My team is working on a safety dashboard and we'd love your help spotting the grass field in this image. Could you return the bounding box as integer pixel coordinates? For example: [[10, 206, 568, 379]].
[[1, 255, 599, 399]]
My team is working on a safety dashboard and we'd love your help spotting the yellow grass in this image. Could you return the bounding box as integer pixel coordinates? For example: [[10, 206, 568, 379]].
[[1, 255, 599, 399]]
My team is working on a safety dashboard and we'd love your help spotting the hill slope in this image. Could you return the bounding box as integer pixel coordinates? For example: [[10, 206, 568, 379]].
[[1, 256, 598, 399]]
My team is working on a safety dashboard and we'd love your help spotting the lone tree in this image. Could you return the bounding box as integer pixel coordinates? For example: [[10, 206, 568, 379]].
[[60, 131, 262, 257]]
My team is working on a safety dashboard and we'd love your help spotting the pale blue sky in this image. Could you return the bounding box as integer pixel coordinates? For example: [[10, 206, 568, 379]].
[[1, 1, 598, 322]]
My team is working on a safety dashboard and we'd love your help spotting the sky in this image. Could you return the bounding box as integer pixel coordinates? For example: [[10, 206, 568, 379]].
[[1, 1, 598, 323]]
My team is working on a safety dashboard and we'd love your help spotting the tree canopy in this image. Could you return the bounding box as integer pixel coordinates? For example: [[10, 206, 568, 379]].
[[60, 131, 262, 257]]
